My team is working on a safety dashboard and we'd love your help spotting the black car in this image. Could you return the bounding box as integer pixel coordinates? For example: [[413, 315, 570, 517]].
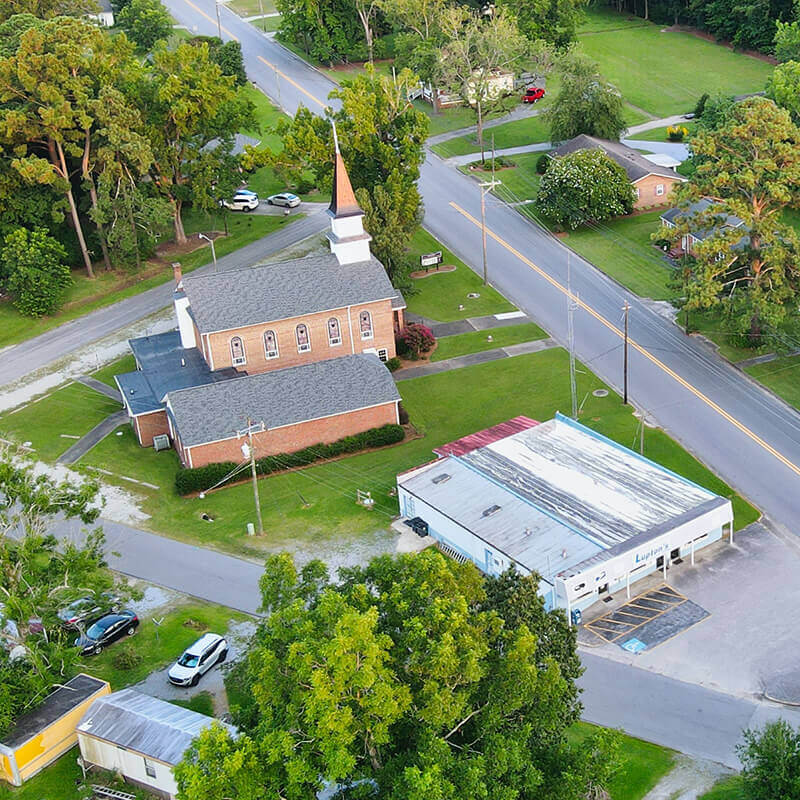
[[75, 611, 139, 655], [58, 593, 120, 630]]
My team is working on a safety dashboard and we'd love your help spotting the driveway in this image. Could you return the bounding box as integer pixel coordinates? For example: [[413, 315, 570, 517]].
[[579, 522, 800, 701]]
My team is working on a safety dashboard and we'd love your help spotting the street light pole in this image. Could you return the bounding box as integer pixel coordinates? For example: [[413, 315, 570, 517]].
[[215, 0, 222, 39], [197, 232, 217, 272], [239, 419, 264, 536]]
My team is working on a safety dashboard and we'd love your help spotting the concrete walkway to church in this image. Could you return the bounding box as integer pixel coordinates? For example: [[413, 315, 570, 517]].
[[394, 337, 558, 380]]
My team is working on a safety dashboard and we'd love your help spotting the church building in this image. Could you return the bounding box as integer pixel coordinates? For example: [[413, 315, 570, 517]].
[[115, 142, 405, 469]]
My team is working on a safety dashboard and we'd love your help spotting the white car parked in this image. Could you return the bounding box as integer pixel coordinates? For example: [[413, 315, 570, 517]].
[[221, 189, 260, 212], [167, 633, 228, 686], [266, 192, 301, 208]]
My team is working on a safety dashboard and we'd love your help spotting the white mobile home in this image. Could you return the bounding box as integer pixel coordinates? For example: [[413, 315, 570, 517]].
[[77, 689, 236, 799], [397, 414, 733, 620]]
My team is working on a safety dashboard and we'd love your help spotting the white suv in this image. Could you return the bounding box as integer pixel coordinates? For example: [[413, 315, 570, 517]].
[[222, 189, 259, 212], [168, 633, 228, 686]]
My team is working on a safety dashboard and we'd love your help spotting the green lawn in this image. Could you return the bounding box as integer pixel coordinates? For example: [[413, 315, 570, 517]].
[[569, 722, 675, 800], [562, 210, 675, 300], [577, 8, 773, 117], [458, 152, 544, 206], [405, 228, 516, 321], [85, 602, 246, 689], [0, 749, 158, 800], [170, 691, 216, 716], [632, 121, 698, 143], [0, 383, 121, 461], [226, 0, 277, 16], [699, 775, 747, 800], [249, 14, 281, 31], [91, 354, 137, 388], [240, 84, 285, 146], [744, 355, 800, 410], [430, 322, 547, 362], [79, 343, 757, 558]]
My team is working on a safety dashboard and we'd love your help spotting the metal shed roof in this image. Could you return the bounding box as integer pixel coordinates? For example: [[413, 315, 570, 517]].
[[433, 416, 539, 457], [77, 689, 236, 765]]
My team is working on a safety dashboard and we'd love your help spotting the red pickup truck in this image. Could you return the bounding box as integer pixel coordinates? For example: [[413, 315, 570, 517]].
[[522, 87, 545, 103]]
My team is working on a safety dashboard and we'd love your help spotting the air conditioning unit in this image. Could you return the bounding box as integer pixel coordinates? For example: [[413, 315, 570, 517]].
[[153, 434, 170, 452]]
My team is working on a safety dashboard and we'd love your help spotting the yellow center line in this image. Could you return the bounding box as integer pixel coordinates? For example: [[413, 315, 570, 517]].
[[182, 0, 238, 39], [450, 201, 800, 479], [257, 56, 328, 110]]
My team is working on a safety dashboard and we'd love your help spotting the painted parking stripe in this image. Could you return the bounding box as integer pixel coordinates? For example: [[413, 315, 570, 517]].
[[449, 201, 800, 480]]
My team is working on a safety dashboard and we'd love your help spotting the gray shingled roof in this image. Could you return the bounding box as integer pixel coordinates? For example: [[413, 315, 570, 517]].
[[660, 198, 744, 240], [167, 353, 400, 448], [76, 689, 236, 765], [551, 135, 684, 183], [182, 253, 401, 334]]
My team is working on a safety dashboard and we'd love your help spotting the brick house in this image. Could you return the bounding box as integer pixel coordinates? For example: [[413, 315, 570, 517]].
[[115, 141, 406, 466], [550, 135, 686, 211], [659, 198, 746, 257]]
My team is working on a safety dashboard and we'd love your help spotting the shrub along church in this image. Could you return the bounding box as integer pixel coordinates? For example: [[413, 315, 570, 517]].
[[115, 143, 405, 469]]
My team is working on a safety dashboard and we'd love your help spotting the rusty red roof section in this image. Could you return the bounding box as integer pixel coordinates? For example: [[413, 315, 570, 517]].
[[433, 416, 540, 458]]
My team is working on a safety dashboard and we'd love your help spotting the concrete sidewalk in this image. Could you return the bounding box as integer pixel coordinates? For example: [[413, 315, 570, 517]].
[[57, 410, 128, 464], [76, 375, 123, 402], [394, 337, 557, 380]]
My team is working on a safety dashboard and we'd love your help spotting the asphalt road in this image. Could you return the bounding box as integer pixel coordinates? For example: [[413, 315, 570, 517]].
[[0, 210, 327, 385]]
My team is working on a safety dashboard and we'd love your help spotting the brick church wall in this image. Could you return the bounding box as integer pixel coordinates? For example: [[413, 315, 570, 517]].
[[133, 410, 170, 447]]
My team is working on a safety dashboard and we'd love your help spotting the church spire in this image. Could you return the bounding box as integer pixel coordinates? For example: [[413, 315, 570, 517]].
[[327, 123, 372, 265]]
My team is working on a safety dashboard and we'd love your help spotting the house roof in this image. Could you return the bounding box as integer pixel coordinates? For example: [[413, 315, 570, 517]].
[[551, 135, 685, 183], [2, 675, 108, 750], [660, 198, 744, 241], [182, 253, 400, 334], [115, 331, 239, 416], [167, 353, 400, 448], [77, 689, 236, 765], [398, 414, 730, 581]]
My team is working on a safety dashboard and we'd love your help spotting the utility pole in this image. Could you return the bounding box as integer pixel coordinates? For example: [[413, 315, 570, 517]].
[[479, 136, 501, 286], [257, 0, 264, 30], [623, 300, 630, 405], [567, 252, 577, 419], [239, 419, 264, 535], [215, 0, 222, 39]]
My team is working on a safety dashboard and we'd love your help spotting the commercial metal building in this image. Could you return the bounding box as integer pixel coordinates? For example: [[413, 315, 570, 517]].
[[397, 414, 733, 618]]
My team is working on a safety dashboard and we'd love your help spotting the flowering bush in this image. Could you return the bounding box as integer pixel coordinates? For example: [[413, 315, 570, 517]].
[[536, 148, 635, 229], [667, 125, 689, 142], [396, 323, 436, 359]]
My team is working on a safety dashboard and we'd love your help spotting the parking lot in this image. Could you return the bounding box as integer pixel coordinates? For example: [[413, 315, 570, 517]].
[[579, 521, 800, 701]]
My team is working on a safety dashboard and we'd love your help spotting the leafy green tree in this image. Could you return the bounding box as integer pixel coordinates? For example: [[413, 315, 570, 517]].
[[0, 452, 136, 738], [0, 13, 42, 57], [0, 0, 98, 23], [137, 41, 254, 244], [738, 720, 800, 800], [767, 59, 800, 123], [694, 92, 736, 132], [176, 550, 621, 800], [497, 0, 588, 46], [377, 0, 448, 40], [669, 97, 800, 343], [257, 65, 428, 276], [117, 0, 173, 52], [190, 36, 248, 86], [276, 0, 364, 64], [775, 7, 800, 62], [536, 147, 635, 229], [0, 228, 72, 316], [438, 6, 528, 162], [545, 50, 627, 142]]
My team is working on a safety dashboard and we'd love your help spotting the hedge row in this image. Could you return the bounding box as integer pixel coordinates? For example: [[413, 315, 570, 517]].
[[175, 423, 405, 496]]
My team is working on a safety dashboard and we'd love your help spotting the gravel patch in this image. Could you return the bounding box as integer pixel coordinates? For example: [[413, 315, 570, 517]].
[[643, 755, 735, 800]]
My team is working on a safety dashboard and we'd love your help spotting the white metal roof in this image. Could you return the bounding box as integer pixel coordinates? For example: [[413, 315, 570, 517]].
[[77, 689, 236, 765], [399, 414, 730, 578]]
